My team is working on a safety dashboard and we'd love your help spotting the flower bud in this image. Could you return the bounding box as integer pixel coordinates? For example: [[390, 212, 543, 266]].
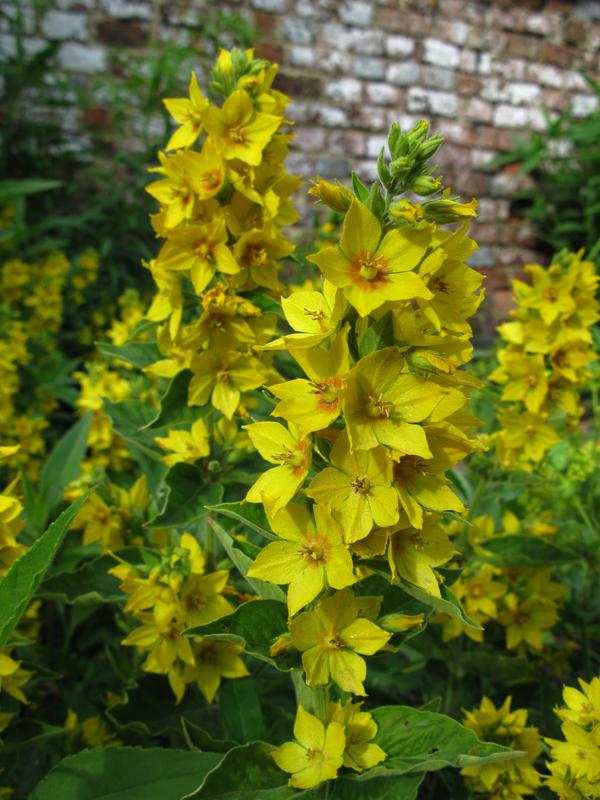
[[308, 178, 353, 212]]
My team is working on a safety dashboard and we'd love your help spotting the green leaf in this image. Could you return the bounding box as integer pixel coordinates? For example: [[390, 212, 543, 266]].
[[352, 171, 370, 202], [102, 398, 168, 492], [0, 493, 89, 650], [185, 599, 291, 669], [39, 555, 123, 605], [479, 535, 577, 567], [0, 179, 63, 201], [35, 413, 92, 531], [29, 747, 223, 800], [219, 678, 265, 743], [183, 742, 300, 799], [149, 465, 223, 528], [363, 561, 482, 630], [145, 370, 209, 428], [358, 312, 395, 357], [208, 517, 286, 602], [350, 705, 520, 780], [205, 502, 274, 540], [96, 340, 162, 369], [332, 773, 424, 799]]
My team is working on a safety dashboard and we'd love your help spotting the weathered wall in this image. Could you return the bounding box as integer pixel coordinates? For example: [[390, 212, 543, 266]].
[[3, 0, 600, 324]]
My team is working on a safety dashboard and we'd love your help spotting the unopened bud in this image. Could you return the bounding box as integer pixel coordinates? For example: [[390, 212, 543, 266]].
[[411, 175, 442, 196], [308, 177, 353, 212]]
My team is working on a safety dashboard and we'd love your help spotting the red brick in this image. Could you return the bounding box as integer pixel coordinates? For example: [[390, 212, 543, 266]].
[[539, 41, 577, 67], [457, 74, 481, 95], [254, 11, 279, 34], [255, 42, 284, 62], [96, 20, 148, 47], [274, 72, 322, 98], [504, 33, 540, 59]]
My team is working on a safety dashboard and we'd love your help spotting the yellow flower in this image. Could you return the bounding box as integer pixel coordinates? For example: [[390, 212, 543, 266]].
[[188, 350, 267, 419], [308, 198, 431, 317], [329, 700, 386, 771], [269, 327, 351, 437], [0, 652, 33, 704], [188, 640, 249, 704], [163, 72, 208, 150], [247, 504, 355, 616], [155, 418, 210, 467], [546, 723, 600, 783], [344, 347, 451, 456], [203, 89, 281, 166], [495, 410, 560, 471], [499, 593, 558, 651], [461, 696, 542, 798], [155, 218, 240, 294], [387, 517, 455, 597], [290, 589, 390, 695], [181, 570, 234, 627], [244, 422, 311, 514], [146, 149, 223, 229], [259, 282, 344, 352], [392, 445, 465, 530], [558, 676, 600, 728], [232, 226, 294, 291], [490, 351, 549, 413], [271, 705, 346, 789], [306, 431, 399, 542]]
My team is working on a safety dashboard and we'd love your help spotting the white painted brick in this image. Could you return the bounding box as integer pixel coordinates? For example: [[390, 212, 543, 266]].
[[319, 49, 352, 73], [365, 82, 402, 105], [506, 81, 540, 105], [423, 38, 460, 68], [314, 104, 351, 128], [288, 46, 316, 68], [100, 0, 153, 19], [42, 11, 87, 40], [322, 22, 356, 50], [367, 134, 387, 157], [352, 29, 384, 54], [58, 42, 107, 73], [481, 78, 509, 103], [493, 104, 528, 128], [478, 52, 492, 75], [385, 34, 414, 57], [572, 93, 600, 116], [325, 77, 363, 104], [564, 71, 588, 91], [528, 108, 549, 131], [447, 21, 469, 45], [386, 61, 420, 86], [339, 0, 373, 26], [529, 64, 564, 89], [470, 149, 495, 170], [353, 55, 385, 80], [407, 87, 458, 117], [466, 97, 493, 122], [460, 48, 477, 73], [282, 16, 314, 44]]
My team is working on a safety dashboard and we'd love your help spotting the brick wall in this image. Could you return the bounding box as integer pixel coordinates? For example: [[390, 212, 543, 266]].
[[3, 0, 600, 327]]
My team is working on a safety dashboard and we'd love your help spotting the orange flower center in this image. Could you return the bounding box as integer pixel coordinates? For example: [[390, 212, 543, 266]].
[[356, 251, 388, 282], [366, 392, 393, 419]]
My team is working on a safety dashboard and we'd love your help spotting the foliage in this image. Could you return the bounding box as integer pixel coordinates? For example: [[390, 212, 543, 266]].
[[497, 75, 600, 265]]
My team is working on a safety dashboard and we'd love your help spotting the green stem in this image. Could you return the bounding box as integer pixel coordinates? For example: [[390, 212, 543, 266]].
[[204, 520, 216, 572]]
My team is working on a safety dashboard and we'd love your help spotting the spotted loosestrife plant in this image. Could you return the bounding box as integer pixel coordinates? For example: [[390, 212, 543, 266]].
[[34, 49, 517, 797]]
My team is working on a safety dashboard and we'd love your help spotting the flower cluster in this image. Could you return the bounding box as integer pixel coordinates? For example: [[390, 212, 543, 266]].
[[0, 249, 101, 475], [461, 696, 542, 799], [272, 701, 385, 789], [0, 445, 34, 737], [438, 513, 563, 652], [490, 250, 599, 471], [545, 675, 600, 798], [243, 119, 484, 787], [143, 47, 299, 434], [110, 531, 248, 703]]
